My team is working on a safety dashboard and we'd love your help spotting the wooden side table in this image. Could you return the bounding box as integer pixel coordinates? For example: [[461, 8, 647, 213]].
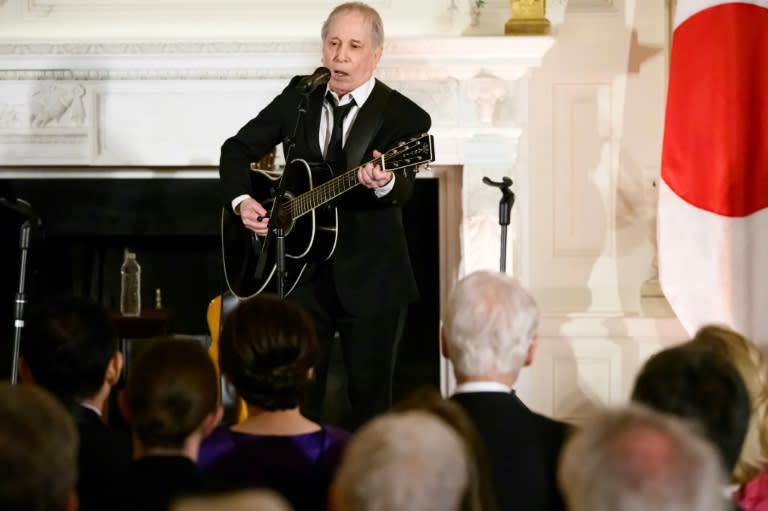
[[109, 308, 173, 340]]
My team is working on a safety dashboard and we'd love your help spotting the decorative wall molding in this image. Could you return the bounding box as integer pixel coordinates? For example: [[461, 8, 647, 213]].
[[566, 0, 617, 14], [0, 69, 297, 81], [26, 0, 391, 13], [552, 81, 614, 258], [0, 41, 318, 55], [0, 38, 553, 82]]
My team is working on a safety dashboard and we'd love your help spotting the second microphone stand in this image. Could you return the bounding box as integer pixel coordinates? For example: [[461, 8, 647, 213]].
[[482, 176, 515, 273]]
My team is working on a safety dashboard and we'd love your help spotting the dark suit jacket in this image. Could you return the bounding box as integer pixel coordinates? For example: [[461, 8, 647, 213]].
[[219, 76, 431, 316], [71, 404, 133, 511], [451, 391, 571, 511], [121, 456, 209, 511]]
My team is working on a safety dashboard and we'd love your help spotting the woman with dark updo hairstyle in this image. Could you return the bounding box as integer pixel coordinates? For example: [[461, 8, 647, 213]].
[[198, 294, 349, 511]]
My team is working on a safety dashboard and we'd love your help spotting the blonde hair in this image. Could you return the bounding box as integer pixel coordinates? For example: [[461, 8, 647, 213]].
[[690, 324, 768, 483]]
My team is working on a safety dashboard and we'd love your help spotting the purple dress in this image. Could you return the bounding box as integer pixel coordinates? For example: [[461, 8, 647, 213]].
[[198, 424, 349, 511]]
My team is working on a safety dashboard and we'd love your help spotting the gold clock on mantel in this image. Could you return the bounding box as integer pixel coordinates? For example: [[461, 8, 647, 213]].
[[505, 0, 551, 35]]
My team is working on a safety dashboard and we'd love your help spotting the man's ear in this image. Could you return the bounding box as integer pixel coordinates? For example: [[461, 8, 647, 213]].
[[440, 325, 450, 360], [524, 333, 539, 367], [105, 351, 124, 387], [17, 356, 35, 384]]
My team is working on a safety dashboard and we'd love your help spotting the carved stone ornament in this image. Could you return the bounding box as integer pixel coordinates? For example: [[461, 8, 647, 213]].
[[29, 83, 86, 127], [466, 75, 508, 124]]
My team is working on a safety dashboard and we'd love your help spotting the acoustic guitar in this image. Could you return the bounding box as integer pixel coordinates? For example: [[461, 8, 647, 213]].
[[221, 133, 435, 299]]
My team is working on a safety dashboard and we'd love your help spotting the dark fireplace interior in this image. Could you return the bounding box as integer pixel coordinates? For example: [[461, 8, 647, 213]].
[[0, 176, 440, 401]]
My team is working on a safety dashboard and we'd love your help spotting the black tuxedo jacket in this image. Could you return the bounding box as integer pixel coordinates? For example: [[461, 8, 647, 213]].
[[71, 405, 133, 511], [220, 76, 431, 316], [451, 391, 571, 511]]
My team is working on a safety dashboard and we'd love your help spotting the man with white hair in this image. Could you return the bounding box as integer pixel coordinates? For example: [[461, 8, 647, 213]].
[[442, 270, 570, 511], [559, 404, 728, 511], [330, 410, 470, 511]]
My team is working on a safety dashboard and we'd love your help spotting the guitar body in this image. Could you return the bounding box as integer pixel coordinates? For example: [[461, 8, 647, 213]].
[[220, 133, 434, 299], [207, 293, 248, 424], [221, 159, 338, 299]]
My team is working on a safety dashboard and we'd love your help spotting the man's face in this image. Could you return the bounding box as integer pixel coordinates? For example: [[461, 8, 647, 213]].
[[322, 10, 382, 97]]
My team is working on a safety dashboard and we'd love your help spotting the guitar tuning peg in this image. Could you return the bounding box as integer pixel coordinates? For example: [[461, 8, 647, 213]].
[[398, 141, 406, 146]]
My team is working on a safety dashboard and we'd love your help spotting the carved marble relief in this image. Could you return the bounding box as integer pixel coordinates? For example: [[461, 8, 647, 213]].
[[0, 103, 24, 128], [29, 83, 86, 128], [466, 75, 508, 125]]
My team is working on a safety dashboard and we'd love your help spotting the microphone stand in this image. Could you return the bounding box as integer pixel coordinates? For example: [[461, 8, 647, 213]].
[[482, 177, 515, 273], [253, 90, 312, 299], [0, 198, 41, 384]]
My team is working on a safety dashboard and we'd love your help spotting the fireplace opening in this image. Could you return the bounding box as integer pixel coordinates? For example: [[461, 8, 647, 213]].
[[0, 172, 459, 399]]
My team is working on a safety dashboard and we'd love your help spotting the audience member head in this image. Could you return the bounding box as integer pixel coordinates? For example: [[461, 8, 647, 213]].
[[392, 386, 498, 511], [0, 383, 79, 511], [442, 271, 539, 384], [631, 343, 751, 473], [19, 295, 122, 406], [171, 489, 291, 511], [120, 337, 222, 457], [688, 324, 768, 483], [219, 294, 319, 411], [331, 409, 470, 511], [559, 404, 727, 511]]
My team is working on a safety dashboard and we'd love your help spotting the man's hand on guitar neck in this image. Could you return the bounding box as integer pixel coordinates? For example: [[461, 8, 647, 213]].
[[237, 197, 270, 236], [357, 149, 394, 190]]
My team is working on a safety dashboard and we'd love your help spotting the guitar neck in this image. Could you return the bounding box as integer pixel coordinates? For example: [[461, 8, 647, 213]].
[[286, 133, 433, 219], [289, 160, 377, 219]]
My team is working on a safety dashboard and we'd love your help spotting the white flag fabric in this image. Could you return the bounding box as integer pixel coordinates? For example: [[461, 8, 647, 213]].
[[658, 0, 768, 342]]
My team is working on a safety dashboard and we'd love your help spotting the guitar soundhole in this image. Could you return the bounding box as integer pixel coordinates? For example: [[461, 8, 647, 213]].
[[259, 194, 295, 236]]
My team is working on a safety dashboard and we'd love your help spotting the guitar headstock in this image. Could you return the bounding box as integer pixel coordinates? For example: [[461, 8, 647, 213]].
[[381, 133, 435, 174]]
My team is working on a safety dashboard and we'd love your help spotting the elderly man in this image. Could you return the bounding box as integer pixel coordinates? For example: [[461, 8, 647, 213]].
[[219, 1, 431, 429], [442, 270, 570, 511], [559, 404, 728, 511], [331, 410, 471, 511]]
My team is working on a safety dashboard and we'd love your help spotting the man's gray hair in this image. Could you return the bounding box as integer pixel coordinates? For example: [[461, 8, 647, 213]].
[[321, 2, 385, 49], [0, 383, 79, 511], [444, 270, 539, 377], [333, 410, 469, 511], [559, 404, 728, 511]]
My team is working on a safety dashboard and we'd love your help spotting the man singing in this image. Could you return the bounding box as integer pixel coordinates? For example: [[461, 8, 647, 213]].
[[219, 1, 431, 428]]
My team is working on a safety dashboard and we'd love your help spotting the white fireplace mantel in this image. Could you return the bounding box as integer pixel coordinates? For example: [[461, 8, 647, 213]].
[[0, 37, 554, 82]]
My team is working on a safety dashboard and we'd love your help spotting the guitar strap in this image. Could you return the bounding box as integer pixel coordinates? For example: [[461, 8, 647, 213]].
[[342, 79, 392, 174]]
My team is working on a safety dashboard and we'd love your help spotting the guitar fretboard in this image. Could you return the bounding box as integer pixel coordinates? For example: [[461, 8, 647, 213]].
[[288, 158, 381, 219], [283, 133, 433, 220]]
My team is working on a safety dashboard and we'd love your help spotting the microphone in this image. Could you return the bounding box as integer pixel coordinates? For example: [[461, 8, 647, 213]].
[[0, 197, 41, 225], [296, 67, 331, 94]]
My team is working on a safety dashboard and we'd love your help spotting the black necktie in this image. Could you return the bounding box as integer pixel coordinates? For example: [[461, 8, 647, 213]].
[[325, 91, 356, 171]]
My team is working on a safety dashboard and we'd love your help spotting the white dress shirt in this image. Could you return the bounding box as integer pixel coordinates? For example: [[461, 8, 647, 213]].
[[232, 74, 393, 213], [453, 381, 513, 394]]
